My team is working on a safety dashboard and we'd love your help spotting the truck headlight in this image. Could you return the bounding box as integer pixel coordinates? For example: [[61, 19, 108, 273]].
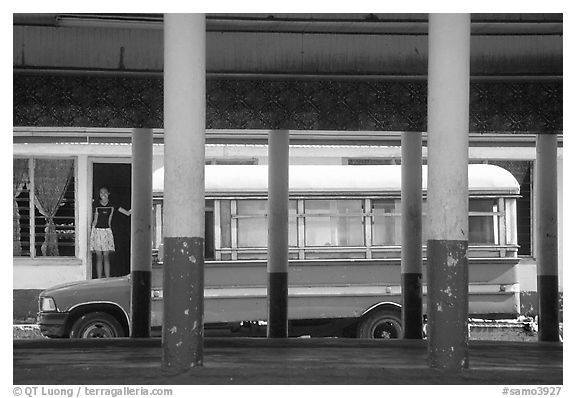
[[40, 297, 57, 312]]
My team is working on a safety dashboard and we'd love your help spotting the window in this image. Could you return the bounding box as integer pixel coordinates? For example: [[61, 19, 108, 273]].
[[13, 158, 76, 258], [237, 200, 268, 248], [151, 200, 216, 261], [372, 199, 401, 245], [152, 196, 511, 262], [304, 199, 364, 247], [469, 199, 500, 245], [236, 199, 297, 248], [488, 160, 532, 255], [219, 199, 232, 248]]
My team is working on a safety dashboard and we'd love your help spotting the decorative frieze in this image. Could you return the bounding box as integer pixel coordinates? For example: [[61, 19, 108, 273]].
[[13, 74, 562, 133]]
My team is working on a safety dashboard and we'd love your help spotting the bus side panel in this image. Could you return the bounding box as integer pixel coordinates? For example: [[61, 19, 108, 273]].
[[289, 260, 401, 286], [149, 257, 520, 327], [468, 293, 521, 318], [465, 259, 518, 286], [205, 295, 267, 323]]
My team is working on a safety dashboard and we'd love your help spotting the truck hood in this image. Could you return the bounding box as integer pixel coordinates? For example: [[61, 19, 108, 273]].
[[40, 275, 131, 296], [40, 276, 132, 313]]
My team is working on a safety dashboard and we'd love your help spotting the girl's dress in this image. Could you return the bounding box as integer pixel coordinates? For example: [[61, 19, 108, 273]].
[[90, 201, 116, 252]]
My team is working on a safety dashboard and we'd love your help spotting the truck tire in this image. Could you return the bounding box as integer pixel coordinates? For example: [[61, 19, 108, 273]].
[[69, 312, 125, 338], [357, 309, 402, 339]]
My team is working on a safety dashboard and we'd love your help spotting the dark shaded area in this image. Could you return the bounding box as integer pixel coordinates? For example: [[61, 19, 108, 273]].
[[92, 163, 131, 278]]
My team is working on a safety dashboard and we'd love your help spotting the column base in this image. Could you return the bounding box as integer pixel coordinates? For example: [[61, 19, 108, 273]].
[[402, 272, 423, 339], [427, 239, 469, 370], [267, 272, 288, 338], [130, 270, 151, 338], [162, 236, 205, 370], [537, 275, 560, 342]]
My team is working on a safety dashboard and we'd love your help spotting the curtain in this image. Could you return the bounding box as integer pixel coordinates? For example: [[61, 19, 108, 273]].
[[13, 159, 29, 256], [34, 159, 74, 256]]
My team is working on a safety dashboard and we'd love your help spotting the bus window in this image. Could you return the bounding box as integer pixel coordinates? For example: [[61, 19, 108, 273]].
[[205, 200, 215, 260], [152, 200, 216, 262], [372, 199, 401, 245], [304, 199, 364, 247], [219, 200, 232, 248], [237, 200, 268, 247], [469, 199, 500, 245], [235, 199, 297, 248]]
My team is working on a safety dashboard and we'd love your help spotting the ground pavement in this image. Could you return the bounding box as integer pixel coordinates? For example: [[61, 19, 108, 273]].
[[13, 338, 563, 385]]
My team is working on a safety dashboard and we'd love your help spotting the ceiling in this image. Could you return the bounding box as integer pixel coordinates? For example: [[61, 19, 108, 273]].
[[13, 13, 563, 35]]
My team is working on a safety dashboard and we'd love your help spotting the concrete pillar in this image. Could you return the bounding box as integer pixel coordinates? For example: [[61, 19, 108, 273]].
[[130, 128, 153, 338], [536, 134, 560, 342], [401, 131, 423, 339], [267, 129, 290, 338], [426, 13, 471, 370], [162, 13, 206, 372]]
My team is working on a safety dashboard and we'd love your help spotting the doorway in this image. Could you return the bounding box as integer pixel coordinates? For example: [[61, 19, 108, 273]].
[[91, 163, 132, 278]]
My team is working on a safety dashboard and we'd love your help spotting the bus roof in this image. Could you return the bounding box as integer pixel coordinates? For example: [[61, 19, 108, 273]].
[[153, 164, 520, 195]]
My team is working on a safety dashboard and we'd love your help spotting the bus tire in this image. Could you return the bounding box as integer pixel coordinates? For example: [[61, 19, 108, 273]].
[[69, 312, 125, 338], [357, 309, 402, 339]]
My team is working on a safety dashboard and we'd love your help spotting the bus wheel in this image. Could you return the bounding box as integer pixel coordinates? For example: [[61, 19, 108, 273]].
[[357, 309, 402, 339], [69, 312, 125, 338]]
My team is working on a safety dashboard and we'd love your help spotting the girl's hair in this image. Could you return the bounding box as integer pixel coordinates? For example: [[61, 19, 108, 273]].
[[98, 186, 110, 192]]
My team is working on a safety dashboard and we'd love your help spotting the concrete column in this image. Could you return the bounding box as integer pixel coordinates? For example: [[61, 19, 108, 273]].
[[267, 129, 289, 338], [162, 13, 206, 372], [426, 13, 471, 370], [401, 131, 423, 339], [536, 134, 559, 342], [130, 128, 153, 338]]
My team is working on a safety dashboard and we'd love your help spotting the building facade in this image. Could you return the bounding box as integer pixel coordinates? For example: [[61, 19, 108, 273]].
[[13, 13, 562, 322]]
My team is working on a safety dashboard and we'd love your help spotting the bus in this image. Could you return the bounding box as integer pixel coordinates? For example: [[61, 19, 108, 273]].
[[37, 164, 521, 339]]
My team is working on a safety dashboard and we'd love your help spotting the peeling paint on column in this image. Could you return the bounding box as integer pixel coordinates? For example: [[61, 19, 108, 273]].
[[162, 236, 205, 374], [427, 239, 469, 371], [162, 12, 206, 375], [426, 13, 470, 372], [446, 254, 458, 267]]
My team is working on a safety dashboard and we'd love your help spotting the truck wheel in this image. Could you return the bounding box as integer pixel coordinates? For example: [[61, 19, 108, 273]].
[[357, 309, 402, 339], [69, 312, 125, 338]]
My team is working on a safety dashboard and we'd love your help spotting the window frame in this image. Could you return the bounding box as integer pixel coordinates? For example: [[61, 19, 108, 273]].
[[13, 157, 78, 259], [302, 198, 366, 248], [150, 194, 517, 263], [468, 197, 506, 246], [232, 198, 298, 252]]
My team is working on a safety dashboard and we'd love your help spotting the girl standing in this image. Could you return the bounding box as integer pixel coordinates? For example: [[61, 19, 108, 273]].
[[90, 186, 131, 278]]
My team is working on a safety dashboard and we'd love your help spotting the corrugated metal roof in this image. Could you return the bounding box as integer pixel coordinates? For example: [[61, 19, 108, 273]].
[[13, 14, 562, 76]]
